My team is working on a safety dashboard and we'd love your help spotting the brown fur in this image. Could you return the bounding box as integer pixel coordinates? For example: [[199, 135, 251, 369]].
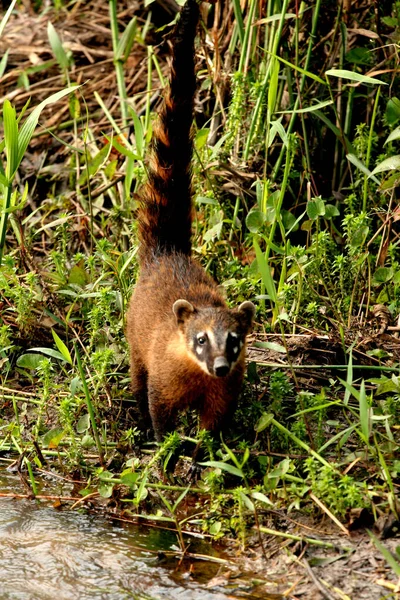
[[126, 0, 255, 442], [127, 255, 252, 441]]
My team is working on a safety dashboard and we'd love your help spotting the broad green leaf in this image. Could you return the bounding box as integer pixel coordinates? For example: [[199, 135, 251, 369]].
[[306, 198, 325, 220], [370, 155, 400, 176], [253, 341, 286, 353], [0, 172, 9, 187], [251, 491, 274, 506], [239, 491, 254, 511], [324, 204, 340, 219], [376, 379, 399, 396], [281, 209, 298, 231], [346, 153, 380, 184], [42, 427, 65, 448], [379, 171, 400, 191], [81, 434, 95, 448], [372, 267, 394, 285], [267, 457, 291, 478], [350, 225, 369, 247], [68, 264, 89, 286], [195, 128, 209, 151], [386, 98, 400, 125], [255, 412, 274, 433], [17, 85, 81, 172], [47, 22, 69, 71], [121, 472, 140, 487], [325, 69, 386, 85], [99, 484, 114, 498], [29, 347, 67, 362], [52, 328, 73, 364], [77, 413, 90, 433], [199, 461, 243, 478], [16, 353, 44, 369], [384, 125, 400, 145], [209, 521, 222, 535], [246, 209, 266, 233]]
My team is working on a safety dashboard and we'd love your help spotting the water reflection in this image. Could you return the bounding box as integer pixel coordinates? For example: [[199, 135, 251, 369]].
[[0, 468, 283, 600], [0, 468, 232, 600]]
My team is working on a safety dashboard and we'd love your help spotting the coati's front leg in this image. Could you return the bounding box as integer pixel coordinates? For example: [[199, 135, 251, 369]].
[[148, 384, 180, 443], [129, 348, 151, 429]]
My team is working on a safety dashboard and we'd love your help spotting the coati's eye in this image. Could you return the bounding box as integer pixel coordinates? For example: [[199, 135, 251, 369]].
[[197, 336, 207, 345]]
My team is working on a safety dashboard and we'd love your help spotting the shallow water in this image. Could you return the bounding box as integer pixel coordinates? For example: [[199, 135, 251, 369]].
[[0, 467, 279, 600]]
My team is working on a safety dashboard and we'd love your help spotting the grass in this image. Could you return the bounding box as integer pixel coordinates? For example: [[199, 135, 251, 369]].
[[0, 0, 400, 555]]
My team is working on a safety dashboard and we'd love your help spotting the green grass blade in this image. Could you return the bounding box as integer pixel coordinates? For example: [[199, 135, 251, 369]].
[[199, 461, 244, 478], [267, 50, 326, 85], [325, 68, 387, 85], [276, 99, 333, 115], [231, 0, 245, 45], [51, 329, 72, 365], [116, 16, 137, 62], [253, 237, 277, 303], [347, 153, 380, 185], [0, 49, 9, 78], [368, 532, 400, 576], [343, 349, 353, 406], [370, 155, 400, 177], [3, 100, 19, 179], [17, 85, 81, 172], [0, 0, 17, 38], [47, 22, 69, 71], [74, 341, 104, 466], [359, 380, 370, 442]]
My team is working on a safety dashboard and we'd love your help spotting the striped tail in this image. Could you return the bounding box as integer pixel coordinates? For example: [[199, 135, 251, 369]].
[[137, 0, 200, 264]]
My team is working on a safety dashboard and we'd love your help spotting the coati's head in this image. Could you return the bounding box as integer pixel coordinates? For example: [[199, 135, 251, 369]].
[[173, 299, 255, 377]]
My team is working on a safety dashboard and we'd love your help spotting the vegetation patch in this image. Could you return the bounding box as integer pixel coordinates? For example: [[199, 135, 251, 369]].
[[1, 0, 400, 595]]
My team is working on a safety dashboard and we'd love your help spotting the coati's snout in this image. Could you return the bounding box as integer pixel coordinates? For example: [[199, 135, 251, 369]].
[[173, 299, 255, 377], [213, 356, 230, 377]]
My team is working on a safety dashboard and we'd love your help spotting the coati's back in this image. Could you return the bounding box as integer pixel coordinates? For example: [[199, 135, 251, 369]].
[[127, 0, 255, 442]]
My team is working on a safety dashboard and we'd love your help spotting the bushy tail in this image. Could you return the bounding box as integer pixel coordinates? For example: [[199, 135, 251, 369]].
[[137, 0, 200, 264]]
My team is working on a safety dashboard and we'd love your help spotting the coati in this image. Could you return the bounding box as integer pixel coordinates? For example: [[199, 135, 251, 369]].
[[126, 0, 255, 443]]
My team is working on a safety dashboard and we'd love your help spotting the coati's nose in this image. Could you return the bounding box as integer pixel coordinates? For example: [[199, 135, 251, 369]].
[[214, 356, 230, 377]]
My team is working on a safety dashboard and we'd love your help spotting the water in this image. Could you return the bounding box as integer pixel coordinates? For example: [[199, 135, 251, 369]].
[[0, 467, 279, 600]]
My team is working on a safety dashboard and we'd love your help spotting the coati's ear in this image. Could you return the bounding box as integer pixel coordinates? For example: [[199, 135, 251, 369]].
[[173, 299, 195, 326], [237, 301, 256, 331]]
